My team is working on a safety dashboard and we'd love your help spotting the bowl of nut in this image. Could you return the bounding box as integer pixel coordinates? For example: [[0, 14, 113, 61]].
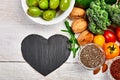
[[21, 0, 75, 25]]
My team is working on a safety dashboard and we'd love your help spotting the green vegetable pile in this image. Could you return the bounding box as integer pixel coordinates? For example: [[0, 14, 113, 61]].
[[101, 0, 120, 26], [86, 0, 120, 34], [62, 21, 80, 58], [86, 0, 111, 34]]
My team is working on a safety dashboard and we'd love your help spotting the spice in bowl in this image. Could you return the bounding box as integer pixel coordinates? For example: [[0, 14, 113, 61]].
[[79, 43, 105, 70], [110, 58, 120, 80]]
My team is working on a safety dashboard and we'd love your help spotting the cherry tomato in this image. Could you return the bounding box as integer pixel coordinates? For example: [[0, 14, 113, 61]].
[[116, 27, 120, 42], [93, 35, 105, 46], [103, 30, 116, 43], [103, 42, 119, 59]]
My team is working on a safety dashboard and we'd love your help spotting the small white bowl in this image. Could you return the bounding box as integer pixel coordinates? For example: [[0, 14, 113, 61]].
[[108, 56, 120, 80], [21, 0, 75, 25], [78, 43, 106, 70]]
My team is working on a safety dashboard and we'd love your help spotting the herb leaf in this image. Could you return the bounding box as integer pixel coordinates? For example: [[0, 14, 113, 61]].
[[62, 20, 80, 58]]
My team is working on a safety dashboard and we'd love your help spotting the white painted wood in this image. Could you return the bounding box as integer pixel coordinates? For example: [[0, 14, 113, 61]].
[[0, 0, 77, 62], [0, 0, 115, 80], [0, 22, 78, 62], [0, 62, 112, 80]]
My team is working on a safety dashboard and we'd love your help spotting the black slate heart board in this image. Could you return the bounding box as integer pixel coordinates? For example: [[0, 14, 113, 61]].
[[21, 34, 70, 76]]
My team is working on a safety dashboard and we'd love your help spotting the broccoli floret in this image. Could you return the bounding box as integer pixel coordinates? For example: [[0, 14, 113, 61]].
[[118, 2, 120, 8], [89, 22, 104, 34], [111, 10, 120, 26], [86, 0, 111, 34]]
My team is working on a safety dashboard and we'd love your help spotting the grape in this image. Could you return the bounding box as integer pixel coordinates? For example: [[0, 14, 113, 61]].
[[39, 0, 48, 9], [60, 0, 70, 11], [50, 0, 59, 9], [26, 0, 38, 7], [42, 10, 56, 21], [27, 7, 42, 17]]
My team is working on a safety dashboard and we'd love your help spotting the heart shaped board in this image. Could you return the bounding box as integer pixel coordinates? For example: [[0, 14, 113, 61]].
[[21, 34, 70, 76]]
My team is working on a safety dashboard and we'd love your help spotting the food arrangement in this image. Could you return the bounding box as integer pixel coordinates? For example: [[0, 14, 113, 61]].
[[21, 0, 120, 79], [26, 0, 70, 21], [62, 0, 120, 79], [21, 0, 75, 25]]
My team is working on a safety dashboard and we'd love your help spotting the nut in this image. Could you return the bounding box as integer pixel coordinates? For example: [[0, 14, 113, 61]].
[[93, 67, 101, 75], [102, 63, 108, 73]]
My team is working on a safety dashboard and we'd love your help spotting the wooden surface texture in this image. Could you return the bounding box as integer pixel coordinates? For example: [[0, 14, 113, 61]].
[[0, 0, 114, 80]]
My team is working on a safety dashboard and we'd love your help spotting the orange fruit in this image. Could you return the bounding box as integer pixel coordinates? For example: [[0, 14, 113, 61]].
[[103, 42, 119, 59]]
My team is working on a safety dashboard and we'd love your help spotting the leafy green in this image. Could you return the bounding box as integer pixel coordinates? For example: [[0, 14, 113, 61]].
[[86, 0, 111, 34], [62, 20, 80, 58], [75, 0, 95, 9], [75, 0, 117, 9], [101, 0, 120, 26], [105, 0, 117, 5]]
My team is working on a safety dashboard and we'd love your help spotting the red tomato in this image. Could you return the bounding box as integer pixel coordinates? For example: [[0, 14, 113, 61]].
[[116, 27, 120, 42], [104, 30, 116, 42]]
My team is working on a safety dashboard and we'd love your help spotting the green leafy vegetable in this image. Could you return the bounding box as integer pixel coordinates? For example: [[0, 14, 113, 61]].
[[62, 20, 80, 58], [101, 0, 120, 26], [75, 0, 95, 9], [86, 0, 111, 34], [75, 0, 117, 9], [105, 0, 117, 5]]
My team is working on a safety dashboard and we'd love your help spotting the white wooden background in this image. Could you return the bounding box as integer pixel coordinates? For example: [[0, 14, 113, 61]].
[[0, 0, 114, 80]]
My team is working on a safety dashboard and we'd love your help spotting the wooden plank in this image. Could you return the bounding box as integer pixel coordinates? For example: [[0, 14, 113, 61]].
[[0, 62, 112, 80], [0, 0, 34, 25], [0, 62, 44, 80], [0, 24, 78, 62], [0, 0, 78, 62], [0, 0, 115, 80]]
